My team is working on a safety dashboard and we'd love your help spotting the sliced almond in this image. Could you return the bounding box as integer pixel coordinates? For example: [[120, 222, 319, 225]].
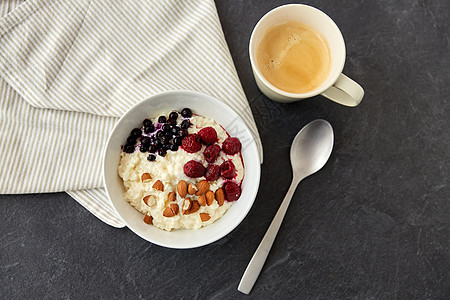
[[143, 213, 153, 224], [168, 191, 176, 202], [182, 198, 192, 214], [184, 200, 200, 215], [170, 203, 179, 215], [198, 194, 207, 206], [206, 190, 215, 206], [141, 173, 152, 183], [177, 180, 188, 198], [196, 180, 210, 195], [188, 183, 197, 195], [143, 195, 156, 206], [152, 180, 164, 191], [199, 213, 211, 222], [215, 188, 225, 206]]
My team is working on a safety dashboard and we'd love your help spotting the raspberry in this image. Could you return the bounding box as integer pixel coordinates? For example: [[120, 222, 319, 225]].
[[183, 160, 206, 178], [203, 144, 221, 163], [181, 134, 202, 153], [222, 137, 241, 155], [223, 182, 241, 201], [220, 160, 236, 179], [198, 127, 217, 145], [205, 164, 220, 182]]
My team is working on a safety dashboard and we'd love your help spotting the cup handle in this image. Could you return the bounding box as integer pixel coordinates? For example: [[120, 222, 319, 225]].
[[321, 73, 364, 107]]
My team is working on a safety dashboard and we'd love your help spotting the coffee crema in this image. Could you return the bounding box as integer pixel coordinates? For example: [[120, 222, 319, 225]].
[[256, 21, 331, 94]]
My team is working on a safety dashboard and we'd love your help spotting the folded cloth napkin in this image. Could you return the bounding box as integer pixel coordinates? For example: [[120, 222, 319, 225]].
[[0, 0, 263, 227]]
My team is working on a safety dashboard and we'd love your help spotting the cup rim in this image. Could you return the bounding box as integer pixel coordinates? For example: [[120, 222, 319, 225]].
[[249, 4, 346, 99]]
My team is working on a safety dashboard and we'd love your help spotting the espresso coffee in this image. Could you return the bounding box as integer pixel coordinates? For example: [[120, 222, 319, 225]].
[[256, 21, 331, 94]]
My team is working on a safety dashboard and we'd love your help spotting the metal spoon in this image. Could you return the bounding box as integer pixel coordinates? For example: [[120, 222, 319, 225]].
[[238, 119, 334, 294]]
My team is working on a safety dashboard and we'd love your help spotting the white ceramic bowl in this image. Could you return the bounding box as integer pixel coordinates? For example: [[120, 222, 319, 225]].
[[103, 90, 261, 249]]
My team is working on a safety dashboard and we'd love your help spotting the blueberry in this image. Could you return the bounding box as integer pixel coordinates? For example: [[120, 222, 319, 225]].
[[148, 144, 157, 153], [160, 136, 170, 145], [143, 119, 152, 127], [171, 126, 180, 134], [156, 131, 164, 138], [140, 144, 149, 152], [127, 136, 136, 144], [158, 148, 167, 157], [167, 118, 177, 125], [130, 128, 142, 138], [179, 129, 188, 137], [169, 144, 179, 151], [144, 124, 155, 134], [180, 119, 191, 129], [162, 124, 172, 133], [158, 116, 167, 123], [147, 154, 156, 162], [169, 111, 178, 120], [181, 108, 192, 118], [141, 136, 151, 145], [124, 144, 134, 153], [173, 137, 182, 146], [154, 139, 162, 147]]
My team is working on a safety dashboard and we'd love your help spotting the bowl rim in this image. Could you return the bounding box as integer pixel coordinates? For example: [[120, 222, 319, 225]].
[[102, 90, 261, 249]]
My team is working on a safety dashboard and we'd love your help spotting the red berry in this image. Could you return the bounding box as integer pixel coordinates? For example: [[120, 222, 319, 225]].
[[203, 144, 221, 163], [222, 137, 241, 155], [205, 164, 220, 182], [198, 127, 217, 145], [220, 160, 236, 179], [181, 134, 202, 153], [223, 182, 241, 201], [183, 160, 206, 178]]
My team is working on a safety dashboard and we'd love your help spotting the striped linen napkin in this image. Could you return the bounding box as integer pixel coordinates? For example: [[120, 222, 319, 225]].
[[0, 0, 263, 227]]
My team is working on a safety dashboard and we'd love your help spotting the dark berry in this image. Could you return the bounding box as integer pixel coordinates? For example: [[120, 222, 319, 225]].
[[156, 131, 164, 138], [162, 124, 172, 133], [223, 182, 241, 201], [220, 160, 236, 179], [180, 119, 191, 129], [173, 137, 182, 146], [168, 118, 177, 125], [154, 139, 162, 147], [222, 137, 242, 155], [158, 148, 167, 157], [140, 144, 149, 152], [169, 111, 178, 120], [124, 144, 135, 153], [198, 127, 217, 145], [181, 134, 202, 153], [183, 160, 205, 178], [127, 136, 137, 144], [130, 128, 142, 138], [179, 129, 188, 137], [141, 136, 151, 145], [144, 124, 155, 134], [143, 119, 152, 127], [148, 144, 157, 153], [181, 108, 192, 118], [205, 164, 220, 182], [169, 144, 179, 151], [203, 144, 221, 163], [147, 154, 156, 161], [172, 126, 180, 134], [160, 136, 170, 145], [158, 116, 167, 123]]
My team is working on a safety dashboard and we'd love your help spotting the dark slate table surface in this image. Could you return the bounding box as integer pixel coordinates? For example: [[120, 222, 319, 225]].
[[1, 0, 449, 299]]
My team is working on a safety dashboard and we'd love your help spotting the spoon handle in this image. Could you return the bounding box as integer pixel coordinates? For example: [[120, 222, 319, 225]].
[[238, 178, 300, 294]]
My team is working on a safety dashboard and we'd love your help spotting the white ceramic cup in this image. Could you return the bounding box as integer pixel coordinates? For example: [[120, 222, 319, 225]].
[[249, 4, 364, 106]]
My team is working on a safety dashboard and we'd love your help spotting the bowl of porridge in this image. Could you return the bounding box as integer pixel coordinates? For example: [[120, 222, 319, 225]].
[[103, 90, 261, 248]]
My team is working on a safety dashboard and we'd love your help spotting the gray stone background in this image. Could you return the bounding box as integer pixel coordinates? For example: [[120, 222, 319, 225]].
[[1, 0, 449, 299]]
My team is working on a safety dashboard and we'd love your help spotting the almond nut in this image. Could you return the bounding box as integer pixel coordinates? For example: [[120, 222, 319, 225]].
[[163, 203, 179, 217], [215, 188, 225, 206], [200, 213, 211, 222], [143, 195, 156, 206], [184, 200, 200, 215], [198, 194, 207, 206], [143, 213, 153, 224], [141, 173, 152, 183], [188, 183, 197, 195], [152, 180, 164, 191], [182, 198, 192, 214], [170, 203, 179, 215], [168, 191, 176, 202], [206, 190, 215, 206], [177, 180, 188, 198], [196, 180, 210, 195]]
